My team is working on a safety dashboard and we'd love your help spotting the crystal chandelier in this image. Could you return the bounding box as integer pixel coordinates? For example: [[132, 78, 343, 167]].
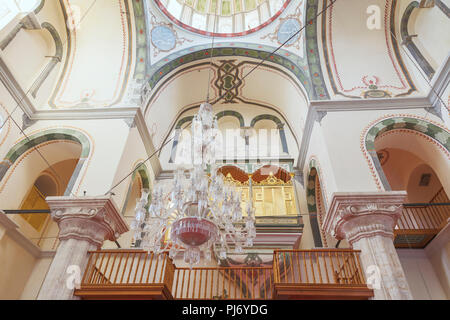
[[131, 102, 256, 266]]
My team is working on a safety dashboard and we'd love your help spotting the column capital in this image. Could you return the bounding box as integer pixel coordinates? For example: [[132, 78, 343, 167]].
[[46, 196, 129, 248], [324, 192, 407, 244]]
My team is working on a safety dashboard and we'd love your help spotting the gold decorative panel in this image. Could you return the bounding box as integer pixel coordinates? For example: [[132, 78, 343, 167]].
[[226, 173, 298, 217]]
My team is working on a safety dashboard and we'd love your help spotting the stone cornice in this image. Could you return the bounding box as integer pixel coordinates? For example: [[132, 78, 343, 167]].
[[31, 107, 162, 176], [30, 106, 141, 120], [0, 56, 35, 117], [296, 55, 449, 171], [0, 211, 56, 258], [46, 196, 129, 247], [134, 107, 162, 175], [323, 192, 407, 244]]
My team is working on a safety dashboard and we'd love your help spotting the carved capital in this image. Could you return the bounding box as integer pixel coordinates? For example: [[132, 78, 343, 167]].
[[46, 196, 129, 248], [324, 192, 407, 244]]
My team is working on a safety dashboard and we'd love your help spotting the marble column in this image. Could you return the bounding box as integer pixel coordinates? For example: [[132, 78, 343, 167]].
[[37, 196, 129, 300], [323, 192, 413, 300]]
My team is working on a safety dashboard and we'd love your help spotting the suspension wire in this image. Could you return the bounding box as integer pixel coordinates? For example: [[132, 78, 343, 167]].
[[104, 120, 193, 196], [0, 0, 99, 202], [8, 114, 78, 200], [104, 0, 338, 196], [211, 0, 338, 105], [206, 0, 218, 103]]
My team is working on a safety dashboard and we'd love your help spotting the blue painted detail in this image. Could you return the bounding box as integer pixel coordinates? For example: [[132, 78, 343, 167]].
[[277, 19, 300, 45], [151, 26, 176, 51]]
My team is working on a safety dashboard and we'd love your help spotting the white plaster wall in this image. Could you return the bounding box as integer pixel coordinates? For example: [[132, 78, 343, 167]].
[[51, 0, 133, 108], [0, 232, 37, 299], [104, 126, 155, 249], [20, 255, 54, 300], [411, 4, 450, 72], [321, 0, 423, 98], [319, 108, 444, 192], [397, 248, 447, 300]]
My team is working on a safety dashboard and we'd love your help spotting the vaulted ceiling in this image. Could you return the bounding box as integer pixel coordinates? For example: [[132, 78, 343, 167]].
[[14, 0, 448, 164]]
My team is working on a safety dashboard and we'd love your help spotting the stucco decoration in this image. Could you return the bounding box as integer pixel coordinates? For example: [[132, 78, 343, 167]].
[[323, 192, 413, 300], [144, 44, 312, 105], [37, 196, 128, 300]]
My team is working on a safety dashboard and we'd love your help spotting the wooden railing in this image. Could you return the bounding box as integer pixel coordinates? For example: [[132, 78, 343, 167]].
[[394, 189, 449, 248], [273, 249, 365, 286], [76, 249, 372, 300], [173, 266, 273, 300], [81, 250, 175, 288], [430, 188, 449, 204], [397, 203, 449, 231]]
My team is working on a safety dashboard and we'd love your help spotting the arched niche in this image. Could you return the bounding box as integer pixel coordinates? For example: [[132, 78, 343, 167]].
[[118, 163, 151, 248], [364, 117, 449, 195], [305, 164, 324, 248], [400, 1, 435, 79], [0, 128, 91, 207], [121, 163, 151, 217], [250, 114, 288, 155], [13, 158, 81, 249]]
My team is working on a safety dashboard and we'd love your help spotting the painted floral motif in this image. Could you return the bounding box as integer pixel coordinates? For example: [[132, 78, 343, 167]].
[[149, 11, 192, 58], [261, 1, 303, 50], [151, 26, 176, 52]]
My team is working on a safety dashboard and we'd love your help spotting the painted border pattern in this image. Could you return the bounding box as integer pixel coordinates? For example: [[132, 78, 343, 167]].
[[154, 0, 292, 38], [0, 127, 94, 196], [146, 44, 312, 98], [361, 114, 450, 190], [0, 104, 11, 148], [50, 0, 133, 108], [305, 0, 330, 100]]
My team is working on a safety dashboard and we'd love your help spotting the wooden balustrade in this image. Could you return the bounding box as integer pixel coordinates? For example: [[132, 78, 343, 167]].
[[74, 249, 373, 300], [173, 267, 273, 300], [272, 249, 373, 299], [273, 249, 365, 286], [74, 250, 175, 299], [395, 202, 450, 248], [397, 204, 449, 231]]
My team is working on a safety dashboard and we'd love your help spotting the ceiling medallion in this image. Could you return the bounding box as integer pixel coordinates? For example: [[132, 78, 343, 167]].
[[149, 12, 192, 57], [261, 1, 303, 50]]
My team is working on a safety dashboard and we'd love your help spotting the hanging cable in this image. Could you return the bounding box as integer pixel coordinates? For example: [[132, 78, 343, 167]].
[[104, 0, 338, 195], [0, 0, 99, 132], [206, 0, 218, 103], [211, 0, 338, 105], [0, 0, 100, 202]]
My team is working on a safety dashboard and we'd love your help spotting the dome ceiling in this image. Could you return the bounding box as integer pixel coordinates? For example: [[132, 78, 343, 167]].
[[156, 0, 290, 36]]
